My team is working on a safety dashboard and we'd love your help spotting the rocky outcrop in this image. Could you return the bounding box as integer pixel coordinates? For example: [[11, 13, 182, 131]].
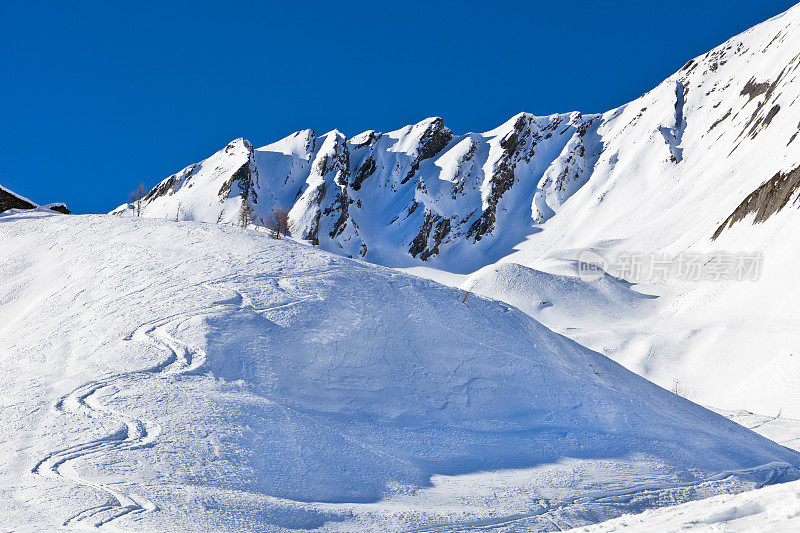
[[0, 186, 70, 215], [0, 187, 36, 213], [713, 165, 800, 239], [409, 211, 452, 260], [48, 204, 71, 214], [289, 131, 364, 254], [401, 118, 453, 184], [218, 139, 258, 202], [467, 114, 533, 242]]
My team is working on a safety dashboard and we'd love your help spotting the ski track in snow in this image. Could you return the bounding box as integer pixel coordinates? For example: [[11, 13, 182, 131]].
[[30, 271, 327, 529]]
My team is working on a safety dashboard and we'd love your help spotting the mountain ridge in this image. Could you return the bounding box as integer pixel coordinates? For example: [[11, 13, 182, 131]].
[[112, 110, 601, 271]]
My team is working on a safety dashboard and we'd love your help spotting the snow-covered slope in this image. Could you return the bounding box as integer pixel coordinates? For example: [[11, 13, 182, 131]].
[[572, 411, 800, 532], [573, 477, 800, 533], [465, 4, 800, 417], [1, 211, 798, 531], [461, 262, 656, 328]]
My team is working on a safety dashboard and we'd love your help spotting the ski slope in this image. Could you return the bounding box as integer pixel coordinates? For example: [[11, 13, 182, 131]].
[[0, 211, 798, 531]]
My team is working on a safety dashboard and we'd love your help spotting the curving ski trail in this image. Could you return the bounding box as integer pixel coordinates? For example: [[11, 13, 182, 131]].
[[31, 282, 246, 529], [31, 267, 329, 529]]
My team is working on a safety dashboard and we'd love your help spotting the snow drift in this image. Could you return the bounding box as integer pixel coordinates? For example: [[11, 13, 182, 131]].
[[460, 262, 656, 327]]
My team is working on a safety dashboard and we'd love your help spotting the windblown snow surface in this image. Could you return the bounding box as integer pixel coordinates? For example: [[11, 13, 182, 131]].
[[1, 211, 798, 531], [572, 412, 800, 532]]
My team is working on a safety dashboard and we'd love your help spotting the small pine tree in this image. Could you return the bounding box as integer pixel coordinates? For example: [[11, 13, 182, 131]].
[[265, 207, 293, 239]]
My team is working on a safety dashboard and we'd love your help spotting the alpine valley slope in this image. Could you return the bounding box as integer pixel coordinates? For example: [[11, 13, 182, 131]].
[[465, 3, 800, 418], [114, 3, 800, 418], [1, 210, 799, 531]]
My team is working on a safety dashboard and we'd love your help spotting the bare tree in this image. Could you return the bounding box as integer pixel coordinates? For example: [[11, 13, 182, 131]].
[[265, 207, 293, 239], [238, 196, 256, 228], [128, 183, 147, 217]]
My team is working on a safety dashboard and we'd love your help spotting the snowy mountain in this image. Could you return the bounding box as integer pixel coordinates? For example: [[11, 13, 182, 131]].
[[112, 5, 800, 274], [463, 4, 800, 419], [111, 3, 800, 422], [1, 211, 798, 531], [0, 3, 784, 530]]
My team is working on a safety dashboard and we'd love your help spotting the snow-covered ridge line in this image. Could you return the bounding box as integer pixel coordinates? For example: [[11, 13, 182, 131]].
[[113, 3, 800, 274], [111, 111, 600, 271]]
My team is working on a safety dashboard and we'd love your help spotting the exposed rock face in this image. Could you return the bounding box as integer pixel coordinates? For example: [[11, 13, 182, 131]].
[[0, 187, 36, 212], [218, 139, 258, 203], [48, 204, 71, 214], [290, 131, 361, 252], [714, 165, 800, 239], [402, 117, 453, 184], [467, 114, 532, 242], [409, 211, 451, 261]]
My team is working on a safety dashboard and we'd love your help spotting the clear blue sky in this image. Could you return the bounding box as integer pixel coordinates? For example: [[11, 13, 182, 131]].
[[1, 0, 796, 213]]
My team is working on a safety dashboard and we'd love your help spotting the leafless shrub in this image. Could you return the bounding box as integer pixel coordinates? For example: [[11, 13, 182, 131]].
[[128, 183, 147, 217]]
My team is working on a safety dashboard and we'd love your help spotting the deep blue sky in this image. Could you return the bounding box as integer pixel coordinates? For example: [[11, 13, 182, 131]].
[[1, 1, 796, 213]]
